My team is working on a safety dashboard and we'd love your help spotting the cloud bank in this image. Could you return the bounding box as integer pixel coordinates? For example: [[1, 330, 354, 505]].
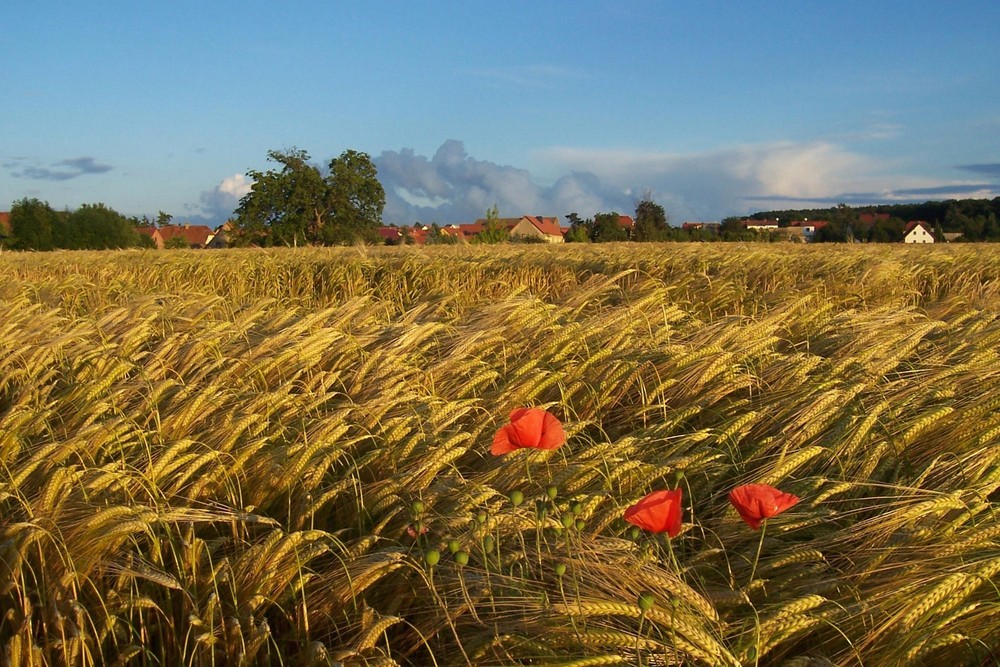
[[189, 142, 999, 229], [375, 140, 1000, 224], [374, 140, 631, 224]]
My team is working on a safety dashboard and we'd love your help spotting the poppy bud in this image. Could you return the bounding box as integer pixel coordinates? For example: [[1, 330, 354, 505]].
[[572, 502, 583, 515], [561, 514, 575, 529], [575, 518, 586, 531], [424, 549, 440, 567], [412, 500, 425, 514], [476, 511, 488, 525], [482, 535, 494, 553], [448, 539, 461, 554], [509, 490, 524, 506], [546, 485, 559, 500], [554, 563, 567, 577], [455, 551, 469, 566], [638, 592, 655, 612]]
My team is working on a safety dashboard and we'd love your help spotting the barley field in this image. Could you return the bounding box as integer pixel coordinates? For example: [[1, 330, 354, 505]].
[[1, 243, 999, 666]]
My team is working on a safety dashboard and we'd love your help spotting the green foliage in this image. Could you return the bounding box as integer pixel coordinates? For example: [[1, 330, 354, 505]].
[[425, 223, 458, 245], [321, 149, 385, 246], [633, 199, 668, 241], [10, 198, 59, 250], [474, 205, 509, 244], [65, 203, 141, 250], [234, 147, 385, 247], [563, 213, 592, 243], [591, 212, 629, 243], [164, 235, 190, 249]]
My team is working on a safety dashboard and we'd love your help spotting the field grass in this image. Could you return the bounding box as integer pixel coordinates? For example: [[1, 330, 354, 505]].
[[1, 243, 999, 665]]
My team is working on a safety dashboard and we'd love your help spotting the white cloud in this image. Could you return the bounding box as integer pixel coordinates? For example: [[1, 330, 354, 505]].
[[192, 173, 254, 226]]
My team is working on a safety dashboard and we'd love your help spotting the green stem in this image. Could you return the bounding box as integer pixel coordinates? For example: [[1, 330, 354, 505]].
[[748, 520, 767, 589]]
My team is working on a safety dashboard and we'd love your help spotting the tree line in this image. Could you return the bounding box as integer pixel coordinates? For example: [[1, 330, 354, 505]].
[[748, 198, 1000, 242], [2, 199, 156, 251]]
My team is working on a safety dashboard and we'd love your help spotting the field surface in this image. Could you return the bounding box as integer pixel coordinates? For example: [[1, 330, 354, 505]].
[[2, 244, 1000, 666]]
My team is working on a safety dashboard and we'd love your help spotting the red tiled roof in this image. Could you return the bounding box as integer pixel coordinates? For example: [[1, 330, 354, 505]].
[[904, 220, 932, 234], [789, 220, 828, 228], [859, 212, 891, 225], [0, 212, 10, 236], [158, 224, 214, 247], [522, 215, 562, 236], [135, 226, 159, 238], [618, 215, 635, 230]]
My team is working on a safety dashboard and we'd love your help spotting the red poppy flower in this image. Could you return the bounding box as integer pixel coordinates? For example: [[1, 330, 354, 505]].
[[728, 484, 799, 530], [624, 488, 684, 537], [491, 408, 565, 456]]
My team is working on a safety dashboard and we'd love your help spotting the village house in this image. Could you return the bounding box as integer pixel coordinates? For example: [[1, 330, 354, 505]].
[[0, 212, 11, 241], [158, 223, 215, 248], [135, 226, 165, 249], [743, 218, 780, 231], [790, 220, 828, 241], [904, 220, 935, 244], [682, 221, 721, 232], [460, 215, 564, 243], [208, 221, 234, 249]]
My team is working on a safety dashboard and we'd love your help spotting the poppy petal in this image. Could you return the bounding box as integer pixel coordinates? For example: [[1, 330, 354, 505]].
[[624, 489, 683, 536], [507, 408, 546, 448], [537, 412, 566, 450], [491, 426, 519, 455]]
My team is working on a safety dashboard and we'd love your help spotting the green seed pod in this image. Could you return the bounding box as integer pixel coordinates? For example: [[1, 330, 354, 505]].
[[424, 549, 440, 567], [476, 511, 488, 525], [575, 518, 586, 531], [638, 592, 655, 612], [629, 527, 641, 540], [448, 539, 461, 554], [455, 551, 469, 566], [554, 563, 567, 577], [572, 502, 584, 515], [561, 514, 575, 529], [482, 535, 494, 553], [412, 500, 425, 514], [546, 485, 559, 500], [509, 490, 524, 507]]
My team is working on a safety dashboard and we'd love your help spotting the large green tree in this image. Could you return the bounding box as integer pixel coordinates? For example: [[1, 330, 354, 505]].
[[9, 198, 60, 250], [66, 203, 141, 249], [233, 147, 385, 247], [633, 198, 669, 242], [321, 150, 386, 245], [591, 212, 629, 243]]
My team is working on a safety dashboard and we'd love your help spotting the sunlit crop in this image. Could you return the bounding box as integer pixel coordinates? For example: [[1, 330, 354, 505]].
[[2, 243, 999, 665]]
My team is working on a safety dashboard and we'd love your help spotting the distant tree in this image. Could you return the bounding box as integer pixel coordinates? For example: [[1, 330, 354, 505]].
[[591, 212, 629, 243], [320, 149, 385, 245], [633, 198, 668, 242], [9, 197, 59, 250], [157, 211, 173, 227], [233, 148, 327, 246], [475, 205, 509, 244], [563, 213, 592, 243], [233, 147, 385, 247], [425, 223, 457, 245], [66, 203, 141, 249]]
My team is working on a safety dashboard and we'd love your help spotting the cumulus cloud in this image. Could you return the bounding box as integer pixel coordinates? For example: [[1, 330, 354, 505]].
[[374, 140, 630, 224], [537, 142, 1000, 218], [191, 173, 254, 225], [9, 156, 113, 181]]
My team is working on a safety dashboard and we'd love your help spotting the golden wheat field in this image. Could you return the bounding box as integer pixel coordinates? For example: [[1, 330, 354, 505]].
[[2, 243, 1000, 666]]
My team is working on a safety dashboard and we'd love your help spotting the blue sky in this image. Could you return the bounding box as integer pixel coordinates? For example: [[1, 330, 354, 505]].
[[3, 1, 999, 226]]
